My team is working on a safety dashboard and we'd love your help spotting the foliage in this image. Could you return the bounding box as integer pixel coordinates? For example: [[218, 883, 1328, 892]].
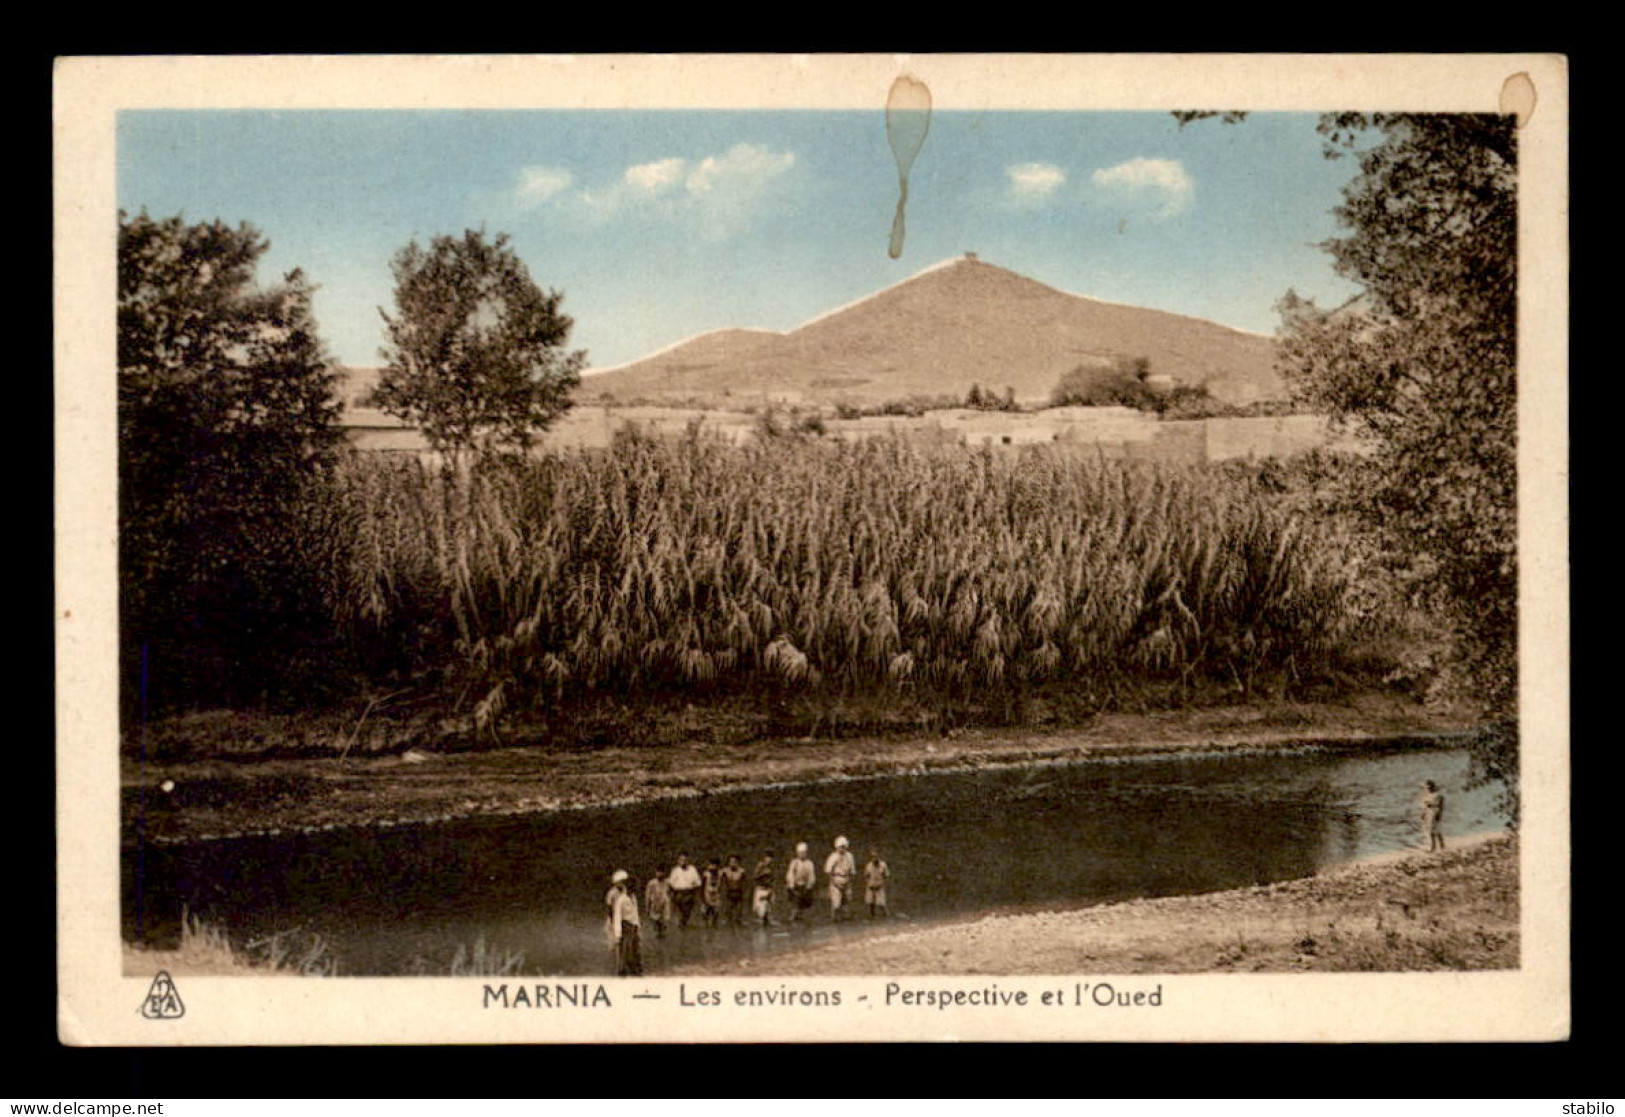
[[752, 406, 827, 440], [447, 935, 526, 977], [1274, 114, 1517, 720], [118, 211, 341, 711], [1173, 111, 1249, 127], [1051, 357, 1161, 410], [1157, 395, 1299, 421], [376, 229, 586, 458], [329, 435, 1361, 729], [877, 395, 962, 417], [830, 395, 963, 419], [966, 384, 1020, 411]]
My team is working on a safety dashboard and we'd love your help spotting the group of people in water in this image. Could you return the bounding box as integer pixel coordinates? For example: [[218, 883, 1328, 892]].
[[600, 782, 1453, 976], [603, 836, 890, 976]]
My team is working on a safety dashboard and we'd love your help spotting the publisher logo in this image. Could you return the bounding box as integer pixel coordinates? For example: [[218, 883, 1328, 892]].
[[139, 971, 185, 1020]]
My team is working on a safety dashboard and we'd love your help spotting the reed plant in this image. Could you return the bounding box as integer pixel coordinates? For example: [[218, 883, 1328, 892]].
[[325, 431, 1357, 726], [448, 935, 527, 977]]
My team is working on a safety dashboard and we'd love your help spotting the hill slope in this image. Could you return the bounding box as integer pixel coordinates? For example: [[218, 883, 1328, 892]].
[[584, 256, 1283, 406]]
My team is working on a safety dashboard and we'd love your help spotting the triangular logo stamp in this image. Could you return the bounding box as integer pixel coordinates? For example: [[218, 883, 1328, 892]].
[[140, 971, 185, 1019]]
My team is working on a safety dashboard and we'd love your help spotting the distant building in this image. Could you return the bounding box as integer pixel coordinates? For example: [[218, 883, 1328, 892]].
[[332, 366, 428, 453], [334, 365, 386, 411]]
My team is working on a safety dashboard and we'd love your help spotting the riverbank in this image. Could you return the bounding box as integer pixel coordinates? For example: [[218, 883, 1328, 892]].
[[123, 692, 1478, 845], [122, 915, 496, 978], [681, 833, 1518, 975]]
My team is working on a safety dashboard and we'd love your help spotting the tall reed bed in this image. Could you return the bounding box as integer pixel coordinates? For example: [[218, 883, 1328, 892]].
[[327, 432, 1355, 719]]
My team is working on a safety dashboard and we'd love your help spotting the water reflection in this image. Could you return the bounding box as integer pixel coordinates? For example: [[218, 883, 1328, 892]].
[[125, 743, 1505, 976]]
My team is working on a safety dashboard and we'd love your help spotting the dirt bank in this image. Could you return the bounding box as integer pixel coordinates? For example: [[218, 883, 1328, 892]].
[[681, 834, 1518, 976], [123, 692, 1479, 846]]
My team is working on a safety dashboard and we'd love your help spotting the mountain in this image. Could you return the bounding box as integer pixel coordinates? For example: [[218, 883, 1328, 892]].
[[583, 255, 1284, 406]]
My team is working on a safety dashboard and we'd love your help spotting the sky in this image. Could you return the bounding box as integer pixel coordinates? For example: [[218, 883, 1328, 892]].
[[117, 110, 1365, 371]]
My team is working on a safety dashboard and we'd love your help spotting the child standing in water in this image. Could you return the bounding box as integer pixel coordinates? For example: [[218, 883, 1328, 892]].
[[645, 865, 673, 939], [720, 854, 747, 927], [751, 850, 777, 926], [1420, 780, 1446, 852], [863, 848, 890, 919], [700, 858, 722, 929]]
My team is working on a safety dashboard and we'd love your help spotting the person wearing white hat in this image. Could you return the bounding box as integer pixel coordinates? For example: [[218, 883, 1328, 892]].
[[607, 869, 642, 976], [825, 835, 856, 922], [785, 841, 817, 923]]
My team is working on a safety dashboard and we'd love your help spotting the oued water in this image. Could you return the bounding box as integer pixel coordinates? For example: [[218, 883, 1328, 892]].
[[123, 741, 1506, 976]]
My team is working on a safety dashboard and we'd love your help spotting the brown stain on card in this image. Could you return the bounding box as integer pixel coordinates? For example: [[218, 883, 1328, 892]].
[[1499, 72, 1536, 127], [886, 75, 933, 259]]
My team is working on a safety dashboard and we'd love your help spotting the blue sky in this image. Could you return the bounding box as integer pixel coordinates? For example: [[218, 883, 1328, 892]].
[[118, 110, 1364, 370]]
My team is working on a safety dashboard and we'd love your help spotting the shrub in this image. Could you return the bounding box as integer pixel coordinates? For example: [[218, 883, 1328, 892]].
[[1051, 358, 1161, 410]]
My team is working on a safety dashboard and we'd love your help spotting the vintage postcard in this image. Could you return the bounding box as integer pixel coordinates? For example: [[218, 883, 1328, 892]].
[[55, 53, 1569, 1044]]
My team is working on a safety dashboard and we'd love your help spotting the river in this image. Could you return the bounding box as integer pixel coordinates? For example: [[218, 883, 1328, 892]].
[[122, 740, 1506, 976]]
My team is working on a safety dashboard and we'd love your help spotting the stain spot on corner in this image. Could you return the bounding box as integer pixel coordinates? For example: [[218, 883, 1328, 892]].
[[1499, 72, 1537, 128]]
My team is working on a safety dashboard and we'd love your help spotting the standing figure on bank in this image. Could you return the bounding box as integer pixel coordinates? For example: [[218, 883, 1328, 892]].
[[607, 870, 643, 976], [645, 865, 673, 939], [1420, 780, 1446, 852], [752, 849, 777, 926], [863, 847, 890, 919], [720, 854, 747, 927], [786, 841, 817, 923], [700, 858, 722, 929], [825, 835, 856, 922], [668, 853, 702, 929]]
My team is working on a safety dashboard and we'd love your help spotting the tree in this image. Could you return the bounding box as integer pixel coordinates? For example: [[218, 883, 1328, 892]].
[[119, 211, 341, 710], [1272, 114, 1518, 807], [1049, 357, 1160, 410], [376, 230, 586, 458], [1276, 115, 1516, 702]]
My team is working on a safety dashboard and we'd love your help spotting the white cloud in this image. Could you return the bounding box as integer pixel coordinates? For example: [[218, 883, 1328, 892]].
[[1006, 162, 1066, 203], [513, 166, 574, 209], [1090, 157, 1194, 219], [624, 157, 687, 194], [685, 143, 796, 195], [551, 143, 797, 237]]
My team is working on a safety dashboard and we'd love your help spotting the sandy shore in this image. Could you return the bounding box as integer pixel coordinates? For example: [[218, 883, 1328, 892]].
[[124, 692, 1477, 845], [679, 833, 1518, 975]]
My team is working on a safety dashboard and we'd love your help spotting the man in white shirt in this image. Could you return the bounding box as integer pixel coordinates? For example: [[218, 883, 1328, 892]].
[[668, 853, 703, 929], [825, 835, 856, 922], [785, 842, 817, 922]]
